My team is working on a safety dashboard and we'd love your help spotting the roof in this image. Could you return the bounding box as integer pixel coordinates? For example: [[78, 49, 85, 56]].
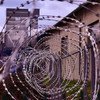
[[38, 2, 87, 36], [38, 1, 99, 38], [45, 2, 88, 33], [45, 1, 100, 34], [54, 3, 88, 27]]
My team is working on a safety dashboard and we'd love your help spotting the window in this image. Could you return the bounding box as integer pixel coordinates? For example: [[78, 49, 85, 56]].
[[15, 17, 20, 21], [61, 36, 68, 58], [88, 20, 100, 41]]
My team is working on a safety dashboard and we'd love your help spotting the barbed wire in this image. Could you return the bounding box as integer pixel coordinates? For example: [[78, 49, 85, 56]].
[[0, 0, 100, 100]]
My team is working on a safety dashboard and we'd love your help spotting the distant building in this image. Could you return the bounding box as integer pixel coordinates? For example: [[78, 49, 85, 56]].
[[0, 32, 4, 57], [6, 8, 29, 48], [0, 32, 12, 57], [30, 9, 40, 36]]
